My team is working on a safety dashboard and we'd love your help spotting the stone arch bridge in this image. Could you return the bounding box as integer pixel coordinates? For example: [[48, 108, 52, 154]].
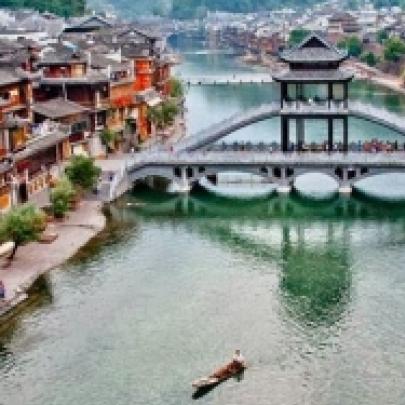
[[101, 102, 405, 200], [125, 151, 405, 195]]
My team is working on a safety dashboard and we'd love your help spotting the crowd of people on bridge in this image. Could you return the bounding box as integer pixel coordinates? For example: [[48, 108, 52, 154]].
[[208, 139, 405, 153]]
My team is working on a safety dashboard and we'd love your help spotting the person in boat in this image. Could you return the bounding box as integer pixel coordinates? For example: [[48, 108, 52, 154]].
[[231, 349, 246, 368], [209, 350, 246, 380]]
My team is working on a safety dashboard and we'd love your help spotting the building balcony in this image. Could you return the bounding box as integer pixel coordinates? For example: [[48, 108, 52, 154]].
[[0, 148, 9, 158], [1, 96, 27, 113], [107, 119, 124, 131], [80, 98, 110, 111], [281, 99, 348, 115], [31, 121, 71, 141], [15, 121, 71, 162]]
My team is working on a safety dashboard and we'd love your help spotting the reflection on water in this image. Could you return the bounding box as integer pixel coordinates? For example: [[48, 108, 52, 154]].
[[279, 224, 351, 329], [2, 190, 405, 404]]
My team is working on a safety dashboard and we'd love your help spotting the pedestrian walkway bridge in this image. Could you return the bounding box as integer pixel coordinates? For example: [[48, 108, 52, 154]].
[[184, 77, 273, 86], [124, 151, 405, 194], [175, 101, 405, 152]]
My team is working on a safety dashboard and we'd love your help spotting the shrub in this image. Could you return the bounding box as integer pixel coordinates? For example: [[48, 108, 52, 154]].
[[360, 51, 379, 67], [338, 36, 363, 57], [384, 37, 405, 62], [100, 129, 118, 153], [0, 204, 46, 259], [50, 177, 75, 218], [65, 155, 101, 192]]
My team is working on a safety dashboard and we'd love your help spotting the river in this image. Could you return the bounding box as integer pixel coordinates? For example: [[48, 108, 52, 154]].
[[2, 39, 405, 405]]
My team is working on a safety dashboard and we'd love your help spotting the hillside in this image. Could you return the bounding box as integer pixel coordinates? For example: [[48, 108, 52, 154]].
[[0, 0, 85, 16], [95, 0, 404, 19]]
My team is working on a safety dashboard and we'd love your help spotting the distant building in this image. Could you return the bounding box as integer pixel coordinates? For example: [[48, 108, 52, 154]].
[[328, 12, 360, 35]]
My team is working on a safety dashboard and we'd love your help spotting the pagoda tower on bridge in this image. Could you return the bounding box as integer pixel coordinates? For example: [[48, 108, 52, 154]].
[[273, 33, 354, 152]]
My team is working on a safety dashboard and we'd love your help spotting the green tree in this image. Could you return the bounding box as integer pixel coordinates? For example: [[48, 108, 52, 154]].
[[338, 36, 363, 57], [0, 204, 46, 259], [100, 129, 118, 154], [169, 78, 184, 99], [147, 105, 165, 129], [377, 29, 389, 44], [2, 0, 85, 16], [288, 29, 310, 46], [162, 101, 179, 125], [50, 177, 76, 218], [148, 101, 179, 130], [65, 155, 101, 192], [384, 37, 405, 62], [360, 51, 379, 67]]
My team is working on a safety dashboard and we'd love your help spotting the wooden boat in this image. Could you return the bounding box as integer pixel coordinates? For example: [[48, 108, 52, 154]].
[[192, 360, 246, 389]]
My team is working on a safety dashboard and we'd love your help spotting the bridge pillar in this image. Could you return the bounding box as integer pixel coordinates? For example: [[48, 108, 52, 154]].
[[281, 116, 289, 152], [338, 184, 352, 195], [328, 118, 334, 152], [296, 118, 305, 151], [276, 168, 292, 194], [343, 116, 349, 153], [338, 168, 352, 195], [170, 168, 191, 193]]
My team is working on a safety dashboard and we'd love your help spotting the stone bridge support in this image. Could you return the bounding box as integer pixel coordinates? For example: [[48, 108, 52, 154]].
[[276, 167, 293, 194], [171, 167, 192, 193]]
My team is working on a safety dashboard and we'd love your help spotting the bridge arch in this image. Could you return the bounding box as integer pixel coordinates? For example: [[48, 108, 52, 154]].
[[175, 102, 405, 153]]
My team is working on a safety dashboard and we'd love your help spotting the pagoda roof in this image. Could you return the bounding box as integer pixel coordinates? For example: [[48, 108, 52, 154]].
[[273, 69, 354, 83], [279, 33, 347, 63]]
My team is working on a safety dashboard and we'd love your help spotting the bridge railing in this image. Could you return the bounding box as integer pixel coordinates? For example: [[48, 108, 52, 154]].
[[349, 101, 405, 133], [127, 151, 405, 170], [176, 102, 280, 151]]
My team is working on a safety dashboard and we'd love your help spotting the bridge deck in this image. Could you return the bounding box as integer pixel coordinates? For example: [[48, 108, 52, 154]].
[[129, 151, 405, 169]]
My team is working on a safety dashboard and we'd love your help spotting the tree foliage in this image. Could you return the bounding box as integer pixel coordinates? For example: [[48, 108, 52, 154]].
[[65, 155, 101, 192], [384, 37, 405, 62], [360, 51, 379, 67], [169, 77, 184, 99], [91, 0, 405, 19], [0, 204, 46, 259], [337, 36, 363, 57], [288, 29, 310, 46], [147, 100, 179, 130], [0, 0, 85, 16], [100, 128, 118, 153], [50, 177, 76, 218], [377, 29, 389, 44], [170, 0, 324, 19]]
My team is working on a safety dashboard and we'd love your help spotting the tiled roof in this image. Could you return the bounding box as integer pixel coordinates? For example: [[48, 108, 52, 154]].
[[37, 48, 87, 66], [0, 68, 27, 86], [40, 71, 108, 85], [90, 53, 130, 72], [32, 98, 89, 119], [280, 33, 347, 63], [273, 69, 354, 82]]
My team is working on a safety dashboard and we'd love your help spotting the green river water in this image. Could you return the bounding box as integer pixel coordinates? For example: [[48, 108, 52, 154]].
[[2, 39, 405, 405]]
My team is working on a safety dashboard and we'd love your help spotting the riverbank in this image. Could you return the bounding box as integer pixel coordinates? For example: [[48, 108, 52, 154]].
[[0, 199, 106, 318], [346, 60, 405, 95]]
